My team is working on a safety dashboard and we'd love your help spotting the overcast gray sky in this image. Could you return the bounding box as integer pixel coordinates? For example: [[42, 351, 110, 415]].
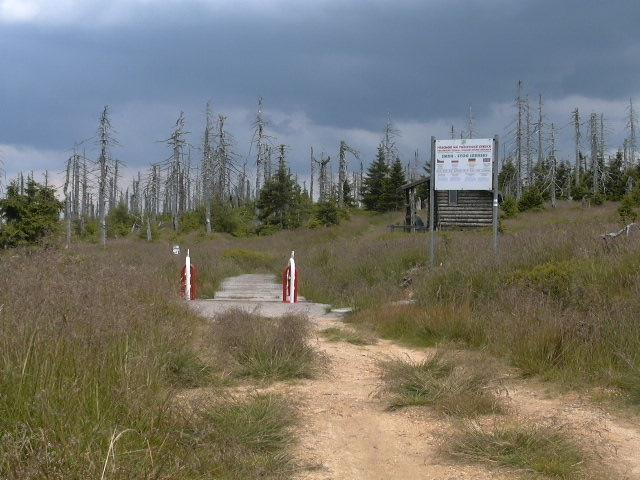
[[1, 0, 639, 188]]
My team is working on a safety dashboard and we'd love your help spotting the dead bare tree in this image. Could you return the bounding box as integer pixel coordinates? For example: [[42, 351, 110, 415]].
[[264, 145, 272, 185], [573, 108, 581, 185], [80, 152, 89, 233], [96, 106, 117, 247], [110, 159, 120, 212], [254, 98, 267, 195], [590, 113, 599, 195], [515, 81, 524, 198], [215, 114, 231, 203], [525, 96, 532, 185], [310, 147, 315, 202], [382, 114, 400, 167], [166, 112, 188, 230], [72, 149, 80, 220], [550, 122, 557, 207], [627, 98, 637, 168], [64, 156, 72, 247], [337, 141, 359, 207], [317, 154, 331, 202], [599, 113, 606, 184], [201, 102, 215, 233], [411, 149, 420, 181]]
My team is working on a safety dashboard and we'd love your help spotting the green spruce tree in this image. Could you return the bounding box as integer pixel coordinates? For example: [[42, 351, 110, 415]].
[[362, 145, 389, 211], [0, 179, 63, 247], [498, 160, 518, 199], [381, 157, 406, 210], [342, 179, 355, 207], [604, 152, 627, 200], [257, 152, 305, 229]]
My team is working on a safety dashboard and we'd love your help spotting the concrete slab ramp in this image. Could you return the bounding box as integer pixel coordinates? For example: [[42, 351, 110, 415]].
[[189, 273, 332, 319]]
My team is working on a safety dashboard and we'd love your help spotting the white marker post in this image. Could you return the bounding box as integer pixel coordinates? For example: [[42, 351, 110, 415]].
[[289, 251, 296, 304], [185, 249, 191, 301]]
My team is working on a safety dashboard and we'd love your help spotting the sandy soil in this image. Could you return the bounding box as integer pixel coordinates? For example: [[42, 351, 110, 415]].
[[188, 274, 640, 479], [288, 317, 510, 480], [290, 316, 640, 479]]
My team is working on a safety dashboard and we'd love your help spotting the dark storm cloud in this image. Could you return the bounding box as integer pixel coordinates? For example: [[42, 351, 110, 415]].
[[1, 0, 639, 168]]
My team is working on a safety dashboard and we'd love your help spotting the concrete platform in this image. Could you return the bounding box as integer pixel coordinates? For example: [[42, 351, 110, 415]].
[[189, 273, 333, 319]]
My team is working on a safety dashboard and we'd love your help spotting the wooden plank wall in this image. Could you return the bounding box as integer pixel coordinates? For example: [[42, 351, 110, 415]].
[[435, 190, 492, 228]]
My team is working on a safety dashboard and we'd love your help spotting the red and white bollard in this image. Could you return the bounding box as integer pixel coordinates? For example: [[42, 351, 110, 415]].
[[282, 251, 299, 303], [180, 249, 198, 300]]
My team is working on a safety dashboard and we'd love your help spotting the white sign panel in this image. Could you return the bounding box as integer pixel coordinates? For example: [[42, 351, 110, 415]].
[[435, 138, 494, 191]]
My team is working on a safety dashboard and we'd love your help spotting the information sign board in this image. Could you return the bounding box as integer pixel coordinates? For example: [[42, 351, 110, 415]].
[[434, 138, 493, 190]]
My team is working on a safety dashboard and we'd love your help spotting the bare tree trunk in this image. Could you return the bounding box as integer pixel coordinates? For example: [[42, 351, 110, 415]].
[[64, 157, 72, 248], [97, 106, 113, 247], [255, 98, 265, 195], [146, 215, 152, 241], [550, 123, 556, 208], [310, 147, 315, 202], [525, 96, 531, 185], [515, 81, 523, 199], [628, 98, 637, 168], [573, 108, 581, 186], [81, 154, 88, 234], [590, 113, 599, 195]]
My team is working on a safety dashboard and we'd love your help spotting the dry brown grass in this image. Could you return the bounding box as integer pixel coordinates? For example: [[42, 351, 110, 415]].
[[315, 203, 640, 402], [2, 200, 637, 476], [447, 421, 594, 479], [211, 310, 320, 381], [410, 203, 640, 399], [378, 350, 506, 416], [0, 242, 295, 479]]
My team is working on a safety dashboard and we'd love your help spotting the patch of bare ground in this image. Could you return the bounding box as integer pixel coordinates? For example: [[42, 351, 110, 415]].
[[506, 380, 640, 479], [291, 317, 640, 479], [179, 311, 640, 480], [263, 318, 509, 480]]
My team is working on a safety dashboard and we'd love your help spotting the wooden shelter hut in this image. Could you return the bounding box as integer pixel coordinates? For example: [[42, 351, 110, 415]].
[[392, 176, 494, 231]]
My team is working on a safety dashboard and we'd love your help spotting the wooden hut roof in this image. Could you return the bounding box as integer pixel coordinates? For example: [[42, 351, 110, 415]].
[[398, 176, 429, 192]]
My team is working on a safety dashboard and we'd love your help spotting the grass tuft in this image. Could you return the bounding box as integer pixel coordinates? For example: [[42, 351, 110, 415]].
[[348, 304, 483, 348], [379, 350, 505, 416], [448, 422, 587, 479], [221, 248, 276, 271], [320, 327, 375, 345], [163, 349, 215, 388], [190, 394, 296, 479], [211, 309, 319, 381]]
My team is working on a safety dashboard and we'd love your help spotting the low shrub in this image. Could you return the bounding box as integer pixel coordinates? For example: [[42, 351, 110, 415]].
[[191, 394, 296, 479], [163, 349, 215, 388], [211, 310, 319, 381], [0, 246, 221, 478], [518, 187, 545, 211], [320, 327, 375, 346], [501, 197, 519, 219], [212, 202, 255, 236], [221, 248, 276, 271], [106, 202, 136, 238], [618, 196, 638, 225], [348, 305, 483, 348], [180, 208, 207, 234], [378, 350, 505, 416], [447, 422, 587, 479], [509, 260, 578, 298], [592, 192, 605, 206]]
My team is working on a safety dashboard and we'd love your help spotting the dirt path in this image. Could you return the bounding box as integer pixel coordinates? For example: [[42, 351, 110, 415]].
[[289, 317, 640, 479], [289, 317, 508, 480], [192, 274, 640, 479], [507, 381, 640, 479]]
